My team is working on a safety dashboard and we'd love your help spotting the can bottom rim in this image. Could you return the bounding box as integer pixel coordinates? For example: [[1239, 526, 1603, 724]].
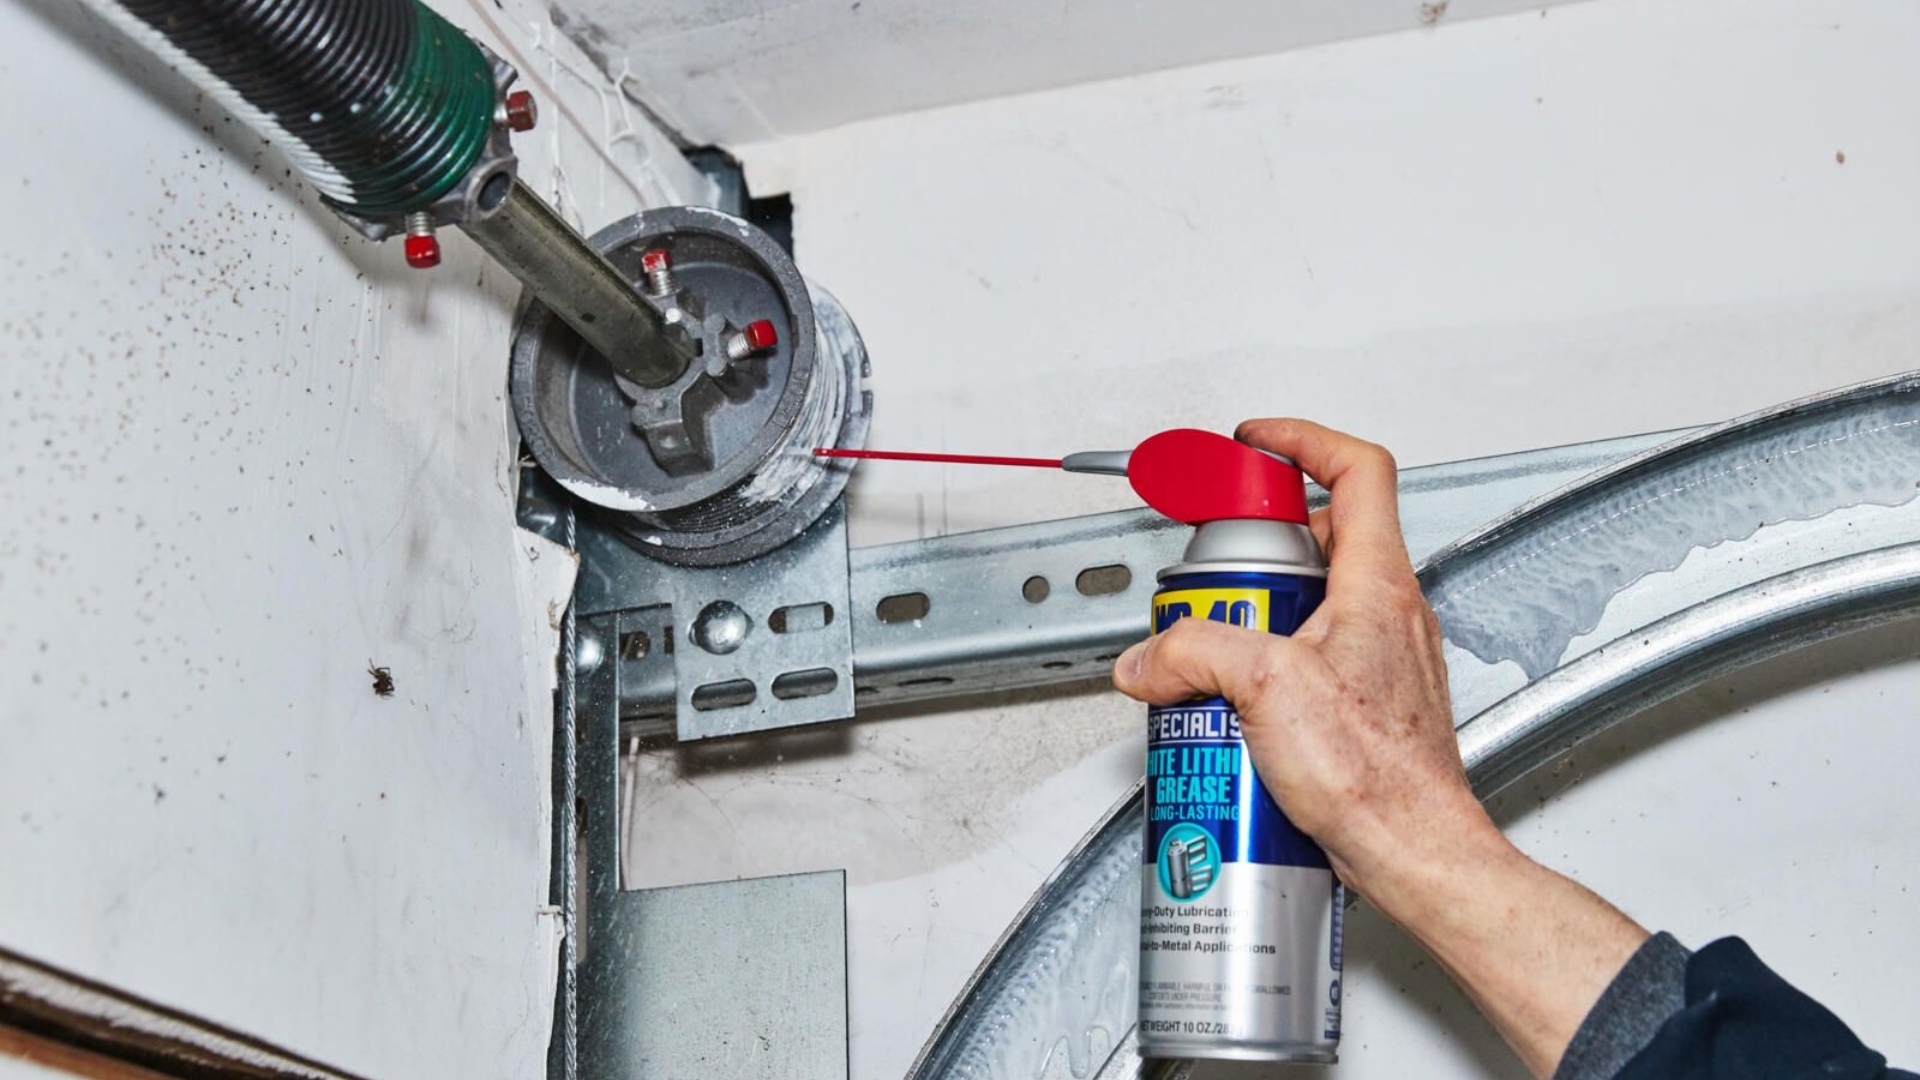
[[1138, 1041, 1337, 1064]]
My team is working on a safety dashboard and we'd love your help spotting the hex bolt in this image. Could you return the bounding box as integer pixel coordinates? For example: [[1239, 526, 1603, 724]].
[[403, 211, 440, 269], [500, 89, 538, 132], [726, 319, 779, 361], [639, 248, 674, 296]]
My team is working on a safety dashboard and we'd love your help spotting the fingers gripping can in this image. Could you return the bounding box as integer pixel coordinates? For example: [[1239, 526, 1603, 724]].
[[1139, 518, 1341, 1062]]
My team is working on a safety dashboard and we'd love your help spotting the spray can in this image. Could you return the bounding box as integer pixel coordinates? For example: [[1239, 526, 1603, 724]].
[[1137, 481, 1341, 1062], [822, 428, 1346, 1058]]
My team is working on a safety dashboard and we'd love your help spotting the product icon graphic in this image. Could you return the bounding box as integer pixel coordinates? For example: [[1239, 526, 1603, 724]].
[[1157, 824, 1220, 901]]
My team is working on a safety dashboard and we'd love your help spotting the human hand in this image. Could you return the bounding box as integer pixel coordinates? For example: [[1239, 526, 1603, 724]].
[[1111, 418, 1504, 909]]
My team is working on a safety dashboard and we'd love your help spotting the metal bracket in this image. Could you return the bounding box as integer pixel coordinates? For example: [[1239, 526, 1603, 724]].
[[576, 500, 857, 741], [573, 610, 850, 1080]]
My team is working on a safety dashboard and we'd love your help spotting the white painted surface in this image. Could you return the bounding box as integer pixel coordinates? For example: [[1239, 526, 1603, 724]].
[[617, 2, 1920, 1078], [555, 0, 1588, 145], [0, 2, 704, 1079]]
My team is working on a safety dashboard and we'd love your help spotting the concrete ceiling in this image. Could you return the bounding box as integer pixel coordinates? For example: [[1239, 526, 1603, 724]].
[[552, 0, 1594, 146]]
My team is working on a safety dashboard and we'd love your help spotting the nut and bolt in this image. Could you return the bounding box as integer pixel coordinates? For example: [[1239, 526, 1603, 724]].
[[403, 211, 440, 269], [726, 319, 779, 361], [500, 89, 538, 132], [640, 248, 674, 296]]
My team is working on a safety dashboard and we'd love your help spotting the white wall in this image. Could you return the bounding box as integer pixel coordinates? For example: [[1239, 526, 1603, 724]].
[[0, 1, 704, 1078], [559, 0, 1588, 144], [614, 3, 1920, 1079]]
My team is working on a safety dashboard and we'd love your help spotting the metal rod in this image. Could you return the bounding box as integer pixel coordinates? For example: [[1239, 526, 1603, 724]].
[[463, 178, 694, 389], [812, 447, 1065, 469]]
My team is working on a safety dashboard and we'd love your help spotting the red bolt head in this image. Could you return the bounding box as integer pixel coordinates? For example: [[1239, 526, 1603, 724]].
[[744, 319, 778, 351], [504, 89, 538, 133], [640, 248, 672, 275], [404, 233, 441, 269]]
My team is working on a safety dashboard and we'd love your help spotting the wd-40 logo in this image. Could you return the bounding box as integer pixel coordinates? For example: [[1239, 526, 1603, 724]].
[[1153, 588, 1268, 634]]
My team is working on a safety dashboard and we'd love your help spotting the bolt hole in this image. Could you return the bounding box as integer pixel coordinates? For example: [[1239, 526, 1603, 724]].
[[618, 630, 651, 660], [1042, 661, 1073, 671], [770, 602, 834, 634], [1094, 653, 1120, 663], [898, 676, 954, 689], [690, 679, 756, 711], [1075, 564, 1133, 597], [772, 668, 838, 700], [876, 592, 931, 624], [578, 311, 598, 324], [1022, 575, 1050, 603], [855, 686, 880, 697], [477, 170, 513, 212]]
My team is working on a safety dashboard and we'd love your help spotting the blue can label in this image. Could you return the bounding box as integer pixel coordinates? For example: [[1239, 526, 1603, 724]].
[[1145, 580, 1328, 876], [1140, 571, 1342, 1059]]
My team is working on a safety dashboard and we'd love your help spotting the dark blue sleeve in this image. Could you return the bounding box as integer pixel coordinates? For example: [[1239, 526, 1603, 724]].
[[1614, 937, 1916, 1080]]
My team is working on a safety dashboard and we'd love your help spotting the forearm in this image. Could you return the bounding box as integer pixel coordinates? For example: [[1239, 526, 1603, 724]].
[[1345, 810, 1648, 1077]]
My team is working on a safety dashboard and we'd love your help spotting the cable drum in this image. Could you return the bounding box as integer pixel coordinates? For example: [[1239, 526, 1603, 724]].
[[509, 208, 872, 567], [630, 285, 864, 538]]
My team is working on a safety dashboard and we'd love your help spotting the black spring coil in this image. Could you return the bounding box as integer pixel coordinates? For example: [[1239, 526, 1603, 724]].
[[116, 0, 494, 215]]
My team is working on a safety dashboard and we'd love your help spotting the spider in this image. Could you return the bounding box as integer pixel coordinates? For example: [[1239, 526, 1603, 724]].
[[368, 663, 395, 698]]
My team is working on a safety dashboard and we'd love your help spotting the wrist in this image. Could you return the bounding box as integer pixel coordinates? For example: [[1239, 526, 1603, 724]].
[[1331, 796, 1525, 930]]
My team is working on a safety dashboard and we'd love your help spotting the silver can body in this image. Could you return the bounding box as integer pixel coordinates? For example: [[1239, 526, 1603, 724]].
[[1138, 520, 1342, 1063]]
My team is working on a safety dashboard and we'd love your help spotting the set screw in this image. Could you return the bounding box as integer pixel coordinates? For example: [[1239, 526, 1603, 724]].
[[403, 211, 440, 269], [501, 90, 538, 132], [726, 319, 778, 360], [640, 248, 674, 296]]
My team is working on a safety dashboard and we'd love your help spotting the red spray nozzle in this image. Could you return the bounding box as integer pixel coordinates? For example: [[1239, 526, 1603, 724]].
[[814, 428, 1309, 527], [1125, 429, 1308, 526]]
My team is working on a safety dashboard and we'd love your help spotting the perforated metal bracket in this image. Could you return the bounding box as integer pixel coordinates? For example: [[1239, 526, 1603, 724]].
[[574, 499, 855, 741], [572, 610, 850, 1080], [570, 429, 1689, 738]]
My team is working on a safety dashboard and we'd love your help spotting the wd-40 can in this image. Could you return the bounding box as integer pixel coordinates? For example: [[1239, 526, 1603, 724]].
[[1138, 517, 1341, 1063]]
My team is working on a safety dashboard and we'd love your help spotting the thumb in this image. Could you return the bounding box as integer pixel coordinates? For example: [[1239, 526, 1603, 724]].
[[1112, 617, 1300, 707]]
